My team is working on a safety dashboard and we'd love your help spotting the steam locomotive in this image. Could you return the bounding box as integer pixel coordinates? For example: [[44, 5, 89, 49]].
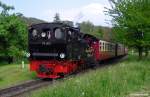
[[28, 22, 127, 79]]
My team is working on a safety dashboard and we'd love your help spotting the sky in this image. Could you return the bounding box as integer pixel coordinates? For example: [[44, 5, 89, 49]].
[[1, 0, 112, 26]]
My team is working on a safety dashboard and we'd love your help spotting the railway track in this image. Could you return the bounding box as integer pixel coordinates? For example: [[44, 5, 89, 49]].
[[0, 79, 52, 97], [0, 56, 127, 97]]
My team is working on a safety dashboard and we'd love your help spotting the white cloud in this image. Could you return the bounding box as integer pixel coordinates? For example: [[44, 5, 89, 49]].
[[42, 3, 111, 26]]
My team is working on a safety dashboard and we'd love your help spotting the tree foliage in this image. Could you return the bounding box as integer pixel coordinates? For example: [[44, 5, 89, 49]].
[[106, 0, 150, 58], [80, 21, 103, 38], [80, 21, 94, 33], [0, 1, 27, 62], [0, 1, 14, 16]]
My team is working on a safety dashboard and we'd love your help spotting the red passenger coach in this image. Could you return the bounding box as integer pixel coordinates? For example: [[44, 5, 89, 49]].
[[83, 34, 116, 62], [83, 34, 127, 62]]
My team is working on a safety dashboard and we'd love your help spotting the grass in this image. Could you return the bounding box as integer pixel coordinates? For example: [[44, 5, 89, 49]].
[[29, 55, 150, 97], [0, 63, 36, 89]]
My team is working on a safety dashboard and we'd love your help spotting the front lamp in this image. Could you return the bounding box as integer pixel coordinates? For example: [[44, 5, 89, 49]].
[[60, 53, 65, 59], [41, 32, 46, 37]]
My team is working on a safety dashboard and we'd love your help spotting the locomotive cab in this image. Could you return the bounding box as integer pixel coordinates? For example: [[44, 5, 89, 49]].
[[29, 23, 69, 60]]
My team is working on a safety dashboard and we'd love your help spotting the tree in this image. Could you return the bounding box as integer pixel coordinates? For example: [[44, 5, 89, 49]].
[[80, 21, 94, 33], [79, 21, 103, 38], [0, 14, 27, 61], [93, 26, 103, 39], [0, 1, 14, 16], [0, 1, 27, 63], [106, 0, 150, 59], [53, 13, 61, 22]]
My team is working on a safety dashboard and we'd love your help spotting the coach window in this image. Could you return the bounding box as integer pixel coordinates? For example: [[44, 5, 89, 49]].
[[105, 43, 106, 51], [108, 44, 109, 51], [105, 43, 107, 51], [102, 42, 104, 51], [107, 43, 109, 51], [113, 46, 114, 52], [99, 42, 101, 51], [106, 43, 107, 51], [101, 42, 103, 51], [108, 43, 109, 51], [101, 42, 104, 51], [108, 43, 109, 52], [103, 42, 105, 51], [108, 43, 111, 52], [112, 45, 114, 52], [110, 44, 112, 52]]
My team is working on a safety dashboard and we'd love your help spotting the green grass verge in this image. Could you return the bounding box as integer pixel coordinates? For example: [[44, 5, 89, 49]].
[[29, 55, 150, 97], [0, 64, 36, 89]]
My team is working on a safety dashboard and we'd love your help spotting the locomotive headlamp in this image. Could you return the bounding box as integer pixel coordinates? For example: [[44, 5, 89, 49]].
[[41, 32, 46, 37], [60, 53, 65, 59], [32, 29, 38, 37]]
